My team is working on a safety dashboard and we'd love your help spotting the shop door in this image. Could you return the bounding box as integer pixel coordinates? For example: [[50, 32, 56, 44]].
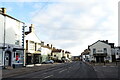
[[33, 54, 40, 64], [112, 55, 116, 62], [100, 56, 104, 62], [5, 51, 11, 66], [26, 54, 32, 64]]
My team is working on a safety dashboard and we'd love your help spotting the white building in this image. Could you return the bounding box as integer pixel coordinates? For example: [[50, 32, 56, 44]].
[[25, 24, 41, 65], [51, 49, 63, 61], [89, 40, 115, 62], [0, 8, 25, 68], [41, 44, 52, 62]]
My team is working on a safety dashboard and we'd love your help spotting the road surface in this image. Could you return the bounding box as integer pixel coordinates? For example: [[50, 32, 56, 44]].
[[2, 61, 119, 80]]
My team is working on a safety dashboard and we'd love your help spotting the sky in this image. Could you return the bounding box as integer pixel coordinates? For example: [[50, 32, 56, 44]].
[[0, 0, 119, 56]]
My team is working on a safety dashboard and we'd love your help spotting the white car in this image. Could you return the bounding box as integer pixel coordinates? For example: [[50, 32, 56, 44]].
[[47, 60, 54, 64]]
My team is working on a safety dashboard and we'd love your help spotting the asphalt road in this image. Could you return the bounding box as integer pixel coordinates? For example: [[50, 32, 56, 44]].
[[2, 61, 119, 80], [3, 61, 97, 80]]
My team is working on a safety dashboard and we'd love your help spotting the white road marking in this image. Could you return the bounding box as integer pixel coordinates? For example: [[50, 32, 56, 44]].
[[102, 66, 106, 67], [59, 69, 67, 73], [44, 75, 53, 78]]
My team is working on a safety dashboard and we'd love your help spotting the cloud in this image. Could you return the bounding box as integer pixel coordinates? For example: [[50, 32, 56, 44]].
[[30, 0, 119, 56]]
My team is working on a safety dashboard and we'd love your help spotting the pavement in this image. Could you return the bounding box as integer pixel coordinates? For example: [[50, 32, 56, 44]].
[[2, 63, 64, 78], [89, 62, 120, 66]]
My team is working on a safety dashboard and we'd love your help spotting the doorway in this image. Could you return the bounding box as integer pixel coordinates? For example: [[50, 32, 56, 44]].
[[5, 51, 12, 66], [96, 56, 104, 63]]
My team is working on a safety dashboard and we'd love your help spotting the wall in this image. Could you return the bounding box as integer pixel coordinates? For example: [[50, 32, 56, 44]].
[[41, 47, 52, 62], [0, 14, 4, 44], [5, 17, 23, 46]]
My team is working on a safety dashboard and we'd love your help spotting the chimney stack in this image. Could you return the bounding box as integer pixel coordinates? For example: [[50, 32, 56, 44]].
[[41, 41, 44, 46], [51, 44, 52, 48], [47, 44, 49, 47], [31, 24, 34, 32], [106, 40, 108, 43], [0, 8, 6, 14]]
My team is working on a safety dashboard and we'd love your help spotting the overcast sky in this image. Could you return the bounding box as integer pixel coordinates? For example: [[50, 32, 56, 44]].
[[0, 0, 119, 56]]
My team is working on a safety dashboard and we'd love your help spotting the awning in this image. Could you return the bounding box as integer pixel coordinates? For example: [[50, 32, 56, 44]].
[[13, 48, 24, 51], [93, 53, 107, 56], [0, 46, 7, 49], [34, 51, 41, 54]]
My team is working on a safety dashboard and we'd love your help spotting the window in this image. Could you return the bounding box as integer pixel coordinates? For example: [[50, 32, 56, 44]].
[[26, 40, 28, 50], [93, 48, 96, 54], [29, 41, 35, 50], [15, 40, 20, 45], [104, 48, 107, 53], [35, 43, 37, 51]]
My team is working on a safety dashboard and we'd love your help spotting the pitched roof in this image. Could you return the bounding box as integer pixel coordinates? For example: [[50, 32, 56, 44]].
[[0, 11, 24, 24], [89, 40, 114, 48], [41, 45, 52, 49], [52, 49, 62, 53], [81, 49, 90, 55]]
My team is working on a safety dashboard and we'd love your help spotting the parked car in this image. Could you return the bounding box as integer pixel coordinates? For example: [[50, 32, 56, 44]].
[[42, 60, 54, 64], [116, 58, 120, 62]]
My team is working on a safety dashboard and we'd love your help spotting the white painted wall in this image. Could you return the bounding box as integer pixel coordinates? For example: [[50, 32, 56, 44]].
[[0, 14, 24, 46], [41, 47, 51, 55], [52, 51, 63, 60], [5, 17, 23, 46], [90, 41, 111, 55], [25, 31, 41, 53], [0, 14, 4, 44]]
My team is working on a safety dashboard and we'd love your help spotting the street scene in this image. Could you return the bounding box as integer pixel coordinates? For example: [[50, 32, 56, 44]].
[[0, 0, 120, 80]]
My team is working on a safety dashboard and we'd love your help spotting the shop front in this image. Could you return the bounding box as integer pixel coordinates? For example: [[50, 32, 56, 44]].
[[26, 52, 41, 65], [93, 53, 107, 63], [3, 45, 24, 68]]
